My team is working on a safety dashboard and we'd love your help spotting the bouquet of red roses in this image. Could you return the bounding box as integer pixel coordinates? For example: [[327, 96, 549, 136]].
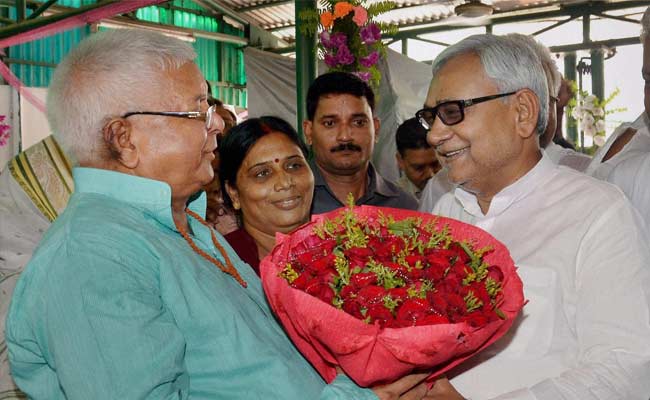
[[260, 202, 524, 387]]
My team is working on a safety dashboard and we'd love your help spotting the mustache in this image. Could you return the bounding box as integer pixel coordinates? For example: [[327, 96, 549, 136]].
[[330, 143, 362, 153]]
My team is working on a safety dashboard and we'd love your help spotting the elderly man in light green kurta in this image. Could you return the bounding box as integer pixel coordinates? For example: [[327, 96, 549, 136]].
[[5, 29, 439, 400]]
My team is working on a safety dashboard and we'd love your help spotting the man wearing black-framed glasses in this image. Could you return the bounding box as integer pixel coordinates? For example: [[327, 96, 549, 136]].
[[421, 34, 650, 400]]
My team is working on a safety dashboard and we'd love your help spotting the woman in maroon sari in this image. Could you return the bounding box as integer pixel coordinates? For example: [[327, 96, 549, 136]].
[[219, 116, 314, 275]]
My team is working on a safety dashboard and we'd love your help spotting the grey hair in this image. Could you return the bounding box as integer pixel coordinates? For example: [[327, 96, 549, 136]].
[[431, 34, 549, 136], [641, 6, 650, 42], [507, 33, 561, 97], [47, 29, 197, 164]]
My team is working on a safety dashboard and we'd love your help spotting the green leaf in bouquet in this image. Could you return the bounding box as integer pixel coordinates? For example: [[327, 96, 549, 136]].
[[279, 263, 299, 284], [334, 250, 351, 285], [382, 295, 401, 313], [464, 291, 483, 313], [366, 259, 405, 289], [485, 277, 502, 298]]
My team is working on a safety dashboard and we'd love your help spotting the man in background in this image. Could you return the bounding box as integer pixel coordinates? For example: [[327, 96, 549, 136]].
[[304, 72, 418, 213], [395, 117, 440, 200]]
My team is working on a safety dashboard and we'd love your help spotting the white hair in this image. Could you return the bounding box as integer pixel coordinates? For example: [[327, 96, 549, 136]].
[[431, 34, 549, 136], [642, 6, 650, 42], [507, 33, 561, 97], [47, 29, 197, 164]]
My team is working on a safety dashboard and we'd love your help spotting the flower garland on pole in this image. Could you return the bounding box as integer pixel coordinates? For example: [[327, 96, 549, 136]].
[[567, 84, 626, 150], [299, 1, 397, 91], [0, 115, 11, 147]]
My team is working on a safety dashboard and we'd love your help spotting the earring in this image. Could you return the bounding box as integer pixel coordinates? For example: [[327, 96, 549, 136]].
[[233, 201, 240, 210]]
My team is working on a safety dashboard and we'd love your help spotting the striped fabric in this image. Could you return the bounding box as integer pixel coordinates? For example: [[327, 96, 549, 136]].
[[8, 136, 73, 222]]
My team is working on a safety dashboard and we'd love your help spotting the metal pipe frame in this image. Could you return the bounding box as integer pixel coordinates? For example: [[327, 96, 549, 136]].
[[27, 0, 57, 20], [387, 1, 650, 41], [0, 0, 119, 39]]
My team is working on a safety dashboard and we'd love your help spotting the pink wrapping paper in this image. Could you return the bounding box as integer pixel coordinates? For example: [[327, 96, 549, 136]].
[[261, 205, 525, 387]]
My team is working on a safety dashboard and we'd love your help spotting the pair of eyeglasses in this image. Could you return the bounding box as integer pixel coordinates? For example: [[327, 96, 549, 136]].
[[121, 104, 225, 132], [415, 92, 516, 130]]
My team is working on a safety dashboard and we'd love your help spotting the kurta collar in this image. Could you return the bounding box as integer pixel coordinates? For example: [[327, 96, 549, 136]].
[[73, 167, 207, 232], [454, 153, 555, 218]]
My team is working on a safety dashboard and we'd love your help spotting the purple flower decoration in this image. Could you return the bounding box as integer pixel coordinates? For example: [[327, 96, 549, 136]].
[[0, 115, 10, 148], [324, 52, 338, 68], [320, 32, 348, 49], [336, 44, 355, 65], [332, 32, 347, 47], [320, 31, 334, 49], [360, 23, 381, 44], [353, 71, 371, 82], [360, 51, 379, 68]]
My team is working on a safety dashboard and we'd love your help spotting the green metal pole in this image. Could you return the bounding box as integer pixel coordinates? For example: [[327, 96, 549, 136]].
[[401, 38, 408, 56], [564, 52, 578, 144], [590, 49, 604, 100], [16, 0, 26, 21], [295, 0, 317, 138]]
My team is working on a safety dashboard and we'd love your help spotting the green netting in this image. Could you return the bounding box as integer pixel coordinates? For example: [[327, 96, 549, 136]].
[[6, 1, 247, 107]]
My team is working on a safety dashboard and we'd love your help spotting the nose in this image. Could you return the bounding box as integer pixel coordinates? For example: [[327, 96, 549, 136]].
[[274, 171, 295, 191], [336, 123, 353, 142], [426, 122, 453, 149]]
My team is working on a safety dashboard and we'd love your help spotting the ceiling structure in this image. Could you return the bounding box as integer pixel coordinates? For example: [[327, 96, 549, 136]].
[[218, 0, 650, 46]]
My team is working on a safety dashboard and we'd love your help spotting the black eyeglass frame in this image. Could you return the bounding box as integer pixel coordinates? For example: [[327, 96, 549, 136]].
[[415, 91, 517, 130], [121, 104, 224, 131]]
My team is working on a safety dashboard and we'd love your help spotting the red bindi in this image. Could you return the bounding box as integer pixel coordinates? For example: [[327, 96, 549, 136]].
[[274, 158, 280, 163]]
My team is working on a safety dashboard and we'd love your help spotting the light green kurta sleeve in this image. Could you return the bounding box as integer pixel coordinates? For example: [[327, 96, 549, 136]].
[[8, 235, 189, 400], [6, 168, 379, 400]]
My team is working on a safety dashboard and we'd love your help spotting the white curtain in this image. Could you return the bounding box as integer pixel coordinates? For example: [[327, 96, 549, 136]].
[[244, 47, 433, 182]]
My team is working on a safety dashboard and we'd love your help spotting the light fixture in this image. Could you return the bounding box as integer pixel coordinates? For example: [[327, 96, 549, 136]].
[[96, 21, 196, 43], [455, 0, 494, 18]]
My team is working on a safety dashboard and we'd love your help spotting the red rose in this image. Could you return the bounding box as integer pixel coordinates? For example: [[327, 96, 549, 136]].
[[357, 285, 387, 307], [449, 243, 470, 265], [346, 246, 373, 268], [487, 266, 504, 283], [415, 313, 449, 326], [350, 272, 378, 288], [461, 312, 489, 328], [388, 287, 409, 302], [405, 255, 426, 268], [396, 298, 431, 326], [307, 253, 336, 274], [291, 272, 313, 290], [425, 251, 453, 269], [342, 299, 364, 319], [426, 292, 448, 315], [367, 304, 394, 326], [305, 281, 335, 305], [340, 284, 356, 299]]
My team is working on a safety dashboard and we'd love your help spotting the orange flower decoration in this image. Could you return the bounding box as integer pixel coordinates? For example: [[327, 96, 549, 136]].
[[320, 11, 334, 28], [333, 2, 354, 19]]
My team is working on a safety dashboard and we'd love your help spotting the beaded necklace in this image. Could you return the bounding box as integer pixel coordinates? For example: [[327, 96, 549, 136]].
[[178, 208, 247, 288]]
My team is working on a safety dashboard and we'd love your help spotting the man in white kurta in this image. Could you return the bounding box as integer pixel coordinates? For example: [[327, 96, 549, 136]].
[[433, 154, 650, 399], [418, 34, 650, 400]]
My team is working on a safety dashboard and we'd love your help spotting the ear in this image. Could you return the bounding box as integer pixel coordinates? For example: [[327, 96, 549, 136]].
[[396, 152, 405, 171], [303, 120, 313, 146], [225, 181, 241, 210], [103, 118, 139, 169], [513, 89, 540, 139], [373, 117, 381, 143]]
